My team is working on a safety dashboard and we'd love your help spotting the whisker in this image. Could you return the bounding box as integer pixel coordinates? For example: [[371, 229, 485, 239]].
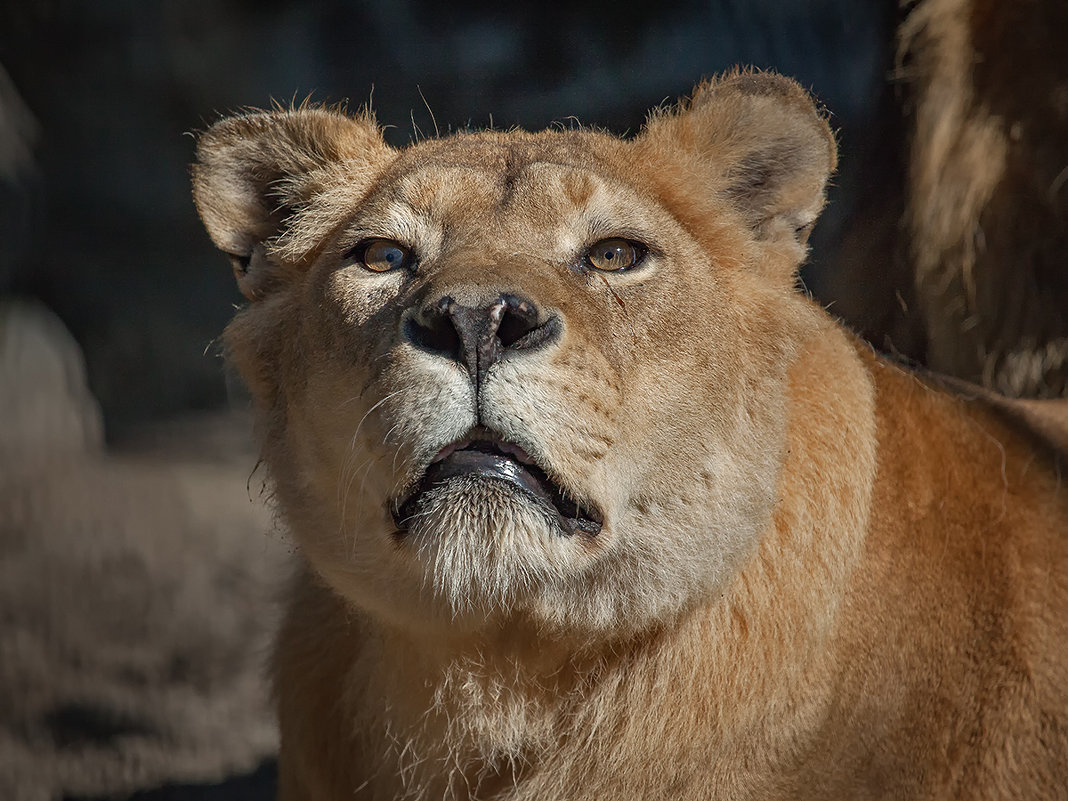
[[346, 454, 385, 561], [334, 389, 406, 509], [338, 453, 376, 539]]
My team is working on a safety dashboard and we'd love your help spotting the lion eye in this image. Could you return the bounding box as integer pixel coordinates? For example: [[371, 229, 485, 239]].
[[358, 239, 415, 272], [586, 238, 644, 272]]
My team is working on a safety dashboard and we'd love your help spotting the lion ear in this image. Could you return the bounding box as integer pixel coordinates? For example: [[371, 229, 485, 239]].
[[192, 108, 391, 300], [640, 71, 836, 257]]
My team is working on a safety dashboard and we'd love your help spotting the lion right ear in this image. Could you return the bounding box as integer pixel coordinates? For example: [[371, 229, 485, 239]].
[[192, 108, 392, 300], [638, 71, 837, 275]]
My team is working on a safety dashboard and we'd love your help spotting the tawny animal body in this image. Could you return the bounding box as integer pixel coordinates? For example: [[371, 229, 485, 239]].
[[193, 72, 1068, 800]]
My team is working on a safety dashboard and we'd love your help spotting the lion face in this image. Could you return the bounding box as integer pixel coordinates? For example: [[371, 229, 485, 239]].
[[193, 73, 835, 636]]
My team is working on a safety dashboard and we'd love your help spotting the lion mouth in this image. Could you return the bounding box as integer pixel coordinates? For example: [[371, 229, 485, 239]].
[[392, 427, 603, 537]]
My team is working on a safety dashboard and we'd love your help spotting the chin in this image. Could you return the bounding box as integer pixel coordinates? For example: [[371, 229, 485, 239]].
[[375, 425, 604, 622], [398, 475, 563, 618]]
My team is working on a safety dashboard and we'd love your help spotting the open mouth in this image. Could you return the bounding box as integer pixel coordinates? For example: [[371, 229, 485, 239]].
[[392, 427, 603, 537]]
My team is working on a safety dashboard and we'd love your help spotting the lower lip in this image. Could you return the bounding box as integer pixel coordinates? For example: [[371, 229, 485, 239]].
[[426, 450, 554, 501], [394, 450, 555, 525], [393, 450, 602, 535]]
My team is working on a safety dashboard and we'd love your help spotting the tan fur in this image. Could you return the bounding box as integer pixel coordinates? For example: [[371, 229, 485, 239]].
[[192, 71, 1068, 799]]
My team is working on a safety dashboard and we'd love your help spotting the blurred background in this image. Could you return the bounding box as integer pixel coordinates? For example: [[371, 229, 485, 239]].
[[11, 0, 1066, 799]]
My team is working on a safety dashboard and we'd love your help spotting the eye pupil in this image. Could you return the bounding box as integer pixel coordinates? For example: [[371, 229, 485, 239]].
[[587, 238, 643, 272], [357, 239, 413, 273]]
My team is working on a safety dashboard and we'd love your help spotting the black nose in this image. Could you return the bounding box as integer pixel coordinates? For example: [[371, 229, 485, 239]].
[[405, 294, 559, 386]]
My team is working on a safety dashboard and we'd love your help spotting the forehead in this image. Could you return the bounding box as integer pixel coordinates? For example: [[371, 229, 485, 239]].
[[391, 131, 609, 188], [361, 132, 658, 240]]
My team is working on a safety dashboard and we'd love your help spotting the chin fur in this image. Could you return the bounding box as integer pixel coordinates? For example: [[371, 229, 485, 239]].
[[401, 476, 568, 618]]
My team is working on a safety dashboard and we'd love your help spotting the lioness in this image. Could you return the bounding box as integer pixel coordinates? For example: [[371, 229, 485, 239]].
[[192, 72, 1068, 799]]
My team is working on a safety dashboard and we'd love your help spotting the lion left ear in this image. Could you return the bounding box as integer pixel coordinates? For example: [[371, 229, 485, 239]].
[[639, 70, 837, 254], [192, 107, 392, 300]]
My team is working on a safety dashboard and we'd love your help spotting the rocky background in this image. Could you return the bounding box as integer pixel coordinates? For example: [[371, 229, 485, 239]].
[[0, 1, 904, 798]]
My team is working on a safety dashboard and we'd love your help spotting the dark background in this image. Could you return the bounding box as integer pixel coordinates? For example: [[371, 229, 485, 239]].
[[0, 0, 903, 438]]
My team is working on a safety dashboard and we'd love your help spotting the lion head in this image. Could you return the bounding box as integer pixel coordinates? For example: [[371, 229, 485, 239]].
[[193, 72, 835, 637]]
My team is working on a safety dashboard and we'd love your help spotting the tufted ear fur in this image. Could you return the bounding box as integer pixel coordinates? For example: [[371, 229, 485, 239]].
[[639, 71, 837, 265], [192, 108, 392, 300]]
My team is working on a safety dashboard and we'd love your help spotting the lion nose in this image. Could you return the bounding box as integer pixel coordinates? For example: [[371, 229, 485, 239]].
[[405, 294, 559, 386]]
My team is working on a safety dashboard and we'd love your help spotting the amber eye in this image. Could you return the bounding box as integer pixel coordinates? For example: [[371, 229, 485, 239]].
[[586, 238, 644, 272], [358, 239, 415, 272]]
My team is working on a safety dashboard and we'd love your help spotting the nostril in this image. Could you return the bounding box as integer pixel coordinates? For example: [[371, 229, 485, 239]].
[[497, 297, 540, 349], [405, 297, 462, 359], [404, 293, 561, 380], [498, 295, 561, 352]]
